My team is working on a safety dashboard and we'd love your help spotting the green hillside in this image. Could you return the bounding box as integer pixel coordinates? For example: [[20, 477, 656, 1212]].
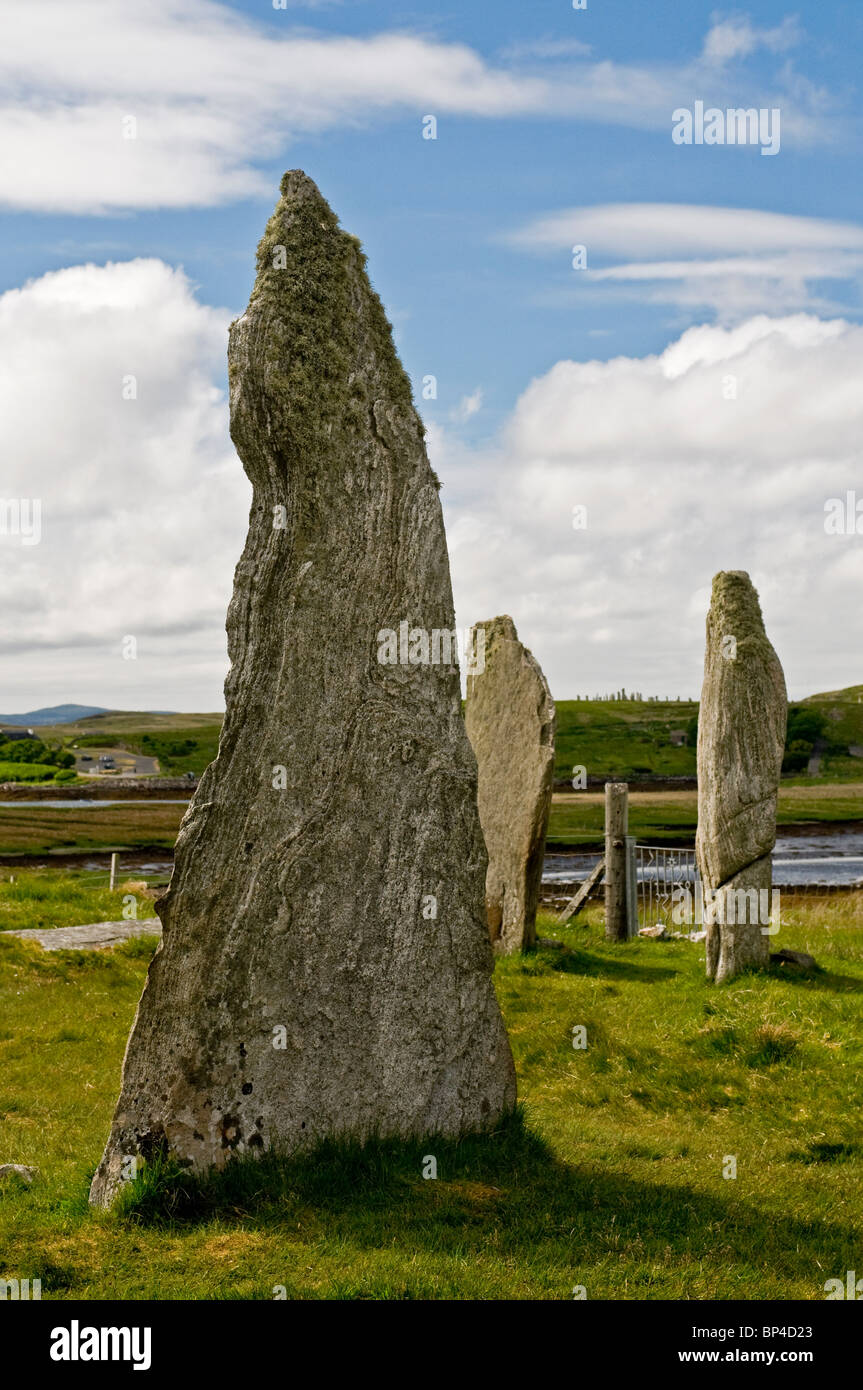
[[22, 684, 863, 786], [76, 726, 223, 776], [42, 712, 224, 776], [553, 699, 698, 784], [798, 686, 863, 779]]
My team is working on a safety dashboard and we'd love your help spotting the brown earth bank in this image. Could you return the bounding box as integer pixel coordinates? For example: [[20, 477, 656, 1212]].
[[0, 778, 195, 800], [0, 848, 175, 869]]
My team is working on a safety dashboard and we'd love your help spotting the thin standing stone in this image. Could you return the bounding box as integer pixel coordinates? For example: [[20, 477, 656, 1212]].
[[465, 616, 556, 953], [696, 571, 787, 983]]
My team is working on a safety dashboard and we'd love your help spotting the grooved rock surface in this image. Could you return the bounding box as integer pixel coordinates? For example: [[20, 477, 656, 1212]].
[[695, 571, 787, 983], [89, 171, 515, 1207], [465, 616, 556, 954]]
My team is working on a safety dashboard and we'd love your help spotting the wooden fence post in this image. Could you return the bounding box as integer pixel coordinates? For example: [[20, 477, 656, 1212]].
[[109, 852, 118, 892], [604, 782, 629, 941]]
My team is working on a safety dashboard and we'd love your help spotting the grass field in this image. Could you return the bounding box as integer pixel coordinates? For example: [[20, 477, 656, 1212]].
[[12, 685, 863, 785], [0, 761, 71, 784], [547, 785, 863, 848], [0, 802, 186, 856], [554, 699, 699, 783], [554, 687, 863, 785], [1, 885, 861, 1300], [0, 869, 148, 933], [0, 783, 858, 857]]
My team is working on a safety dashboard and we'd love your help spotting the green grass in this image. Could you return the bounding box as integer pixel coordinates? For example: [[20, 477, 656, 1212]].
[[22, 688, 863, 785], [0, 761, 70, 784], [548, 784, 863, 848], [0, 868, 150, 933], [553, 688, 863, 785], [0, 802, 186, 855], [549, 791, 698, 847], [1, 890, 861, 1299], [554, 699, 698, 784], [801, 687, 863, 779], [0, 783, 856, 859]]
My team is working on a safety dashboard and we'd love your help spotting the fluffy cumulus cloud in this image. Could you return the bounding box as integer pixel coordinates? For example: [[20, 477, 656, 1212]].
[[435, 314, 863, 703], [0, 0, 832, 213], [509, 204, 863, 318], [2, 264, 860, 710], [0, 258, 249, 709]]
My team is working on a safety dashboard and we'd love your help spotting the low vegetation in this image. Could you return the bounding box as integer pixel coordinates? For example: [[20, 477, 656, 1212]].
[[553, 688, 863, 785], [0, 803, 185, 856], [547, 784, 863, 848], [553, 698, 699, 783], [1, 887, 860, 1299], [11, 685, 863, 786], [0, 732, 77, 784], [0, 868, 138, 933]]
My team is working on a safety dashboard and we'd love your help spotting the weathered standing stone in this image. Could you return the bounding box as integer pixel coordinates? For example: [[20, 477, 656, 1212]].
[[696, 571, 787, 983], [465, 617, 556, 953], [89, 171, 515, 1206]]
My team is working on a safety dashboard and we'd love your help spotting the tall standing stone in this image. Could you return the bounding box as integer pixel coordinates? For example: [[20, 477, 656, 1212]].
[[465, 616, 556, 953], [89, 171, 515, 1206], [696, 571, 787, 983]]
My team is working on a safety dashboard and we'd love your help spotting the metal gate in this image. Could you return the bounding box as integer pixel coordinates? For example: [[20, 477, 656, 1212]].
[[634, 844, 700, 931]]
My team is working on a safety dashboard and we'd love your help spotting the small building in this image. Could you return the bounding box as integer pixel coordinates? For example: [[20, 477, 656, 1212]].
[[669, 730, 687, 747], [1, 726, 36, 740]]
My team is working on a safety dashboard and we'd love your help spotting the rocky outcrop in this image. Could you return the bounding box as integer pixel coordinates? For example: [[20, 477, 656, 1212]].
[[465, 616, 556, 953], [89, 171, 515, 1207], [696, 571, 787, 982]]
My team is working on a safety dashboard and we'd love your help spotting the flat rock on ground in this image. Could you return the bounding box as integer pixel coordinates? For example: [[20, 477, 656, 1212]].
[[7, 920, 161, 951]]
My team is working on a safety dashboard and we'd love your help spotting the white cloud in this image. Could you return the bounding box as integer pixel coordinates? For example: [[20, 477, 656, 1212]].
[[2, 271, 860, 709], [0, 259, 249, 709], [0, 1, 834, 213], [434, 314, 863, 702], [508, 203, 863, 319], [511, 204, 863, 258], [702, 15, 801, 66], [451, 388, 483, 423]]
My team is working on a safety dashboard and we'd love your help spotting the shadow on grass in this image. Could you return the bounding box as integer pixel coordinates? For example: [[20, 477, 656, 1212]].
[[765, 963, 863, 994], [113, 1105, 856, 1295], [787, 1139, 863, 1164], [525, 944, 680, 984]]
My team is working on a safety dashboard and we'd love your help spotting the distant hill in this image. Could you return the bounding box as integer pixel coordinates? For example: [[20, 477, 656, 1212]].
[[804, 685, 863, 704], [0, 703, 113, 726]]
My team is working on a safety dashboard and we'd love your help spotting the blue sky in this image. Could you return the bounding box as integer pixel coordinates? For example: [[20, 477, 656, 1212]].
[[1, 1, 862, 709], [6, 0, 863, 424]]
